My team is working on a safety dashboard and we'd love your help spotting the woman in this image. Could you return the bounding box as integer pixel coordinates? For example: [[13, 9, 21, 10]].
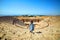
[[29, 20, 34, 33]]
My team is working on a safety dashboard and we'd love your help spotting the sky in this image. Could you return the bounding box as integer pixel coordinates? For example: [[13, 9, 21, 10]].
[[0, 0, 60, 16]]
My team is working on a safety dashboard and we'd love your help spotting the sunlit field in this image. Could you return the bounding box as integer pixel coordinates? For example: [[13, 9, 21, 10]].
[[0, 16, 60, 40]]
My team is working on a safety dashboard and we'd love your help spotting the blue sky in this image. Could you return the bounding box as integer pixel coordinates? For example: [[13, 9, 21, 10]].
[[0, 0, 60, 16]]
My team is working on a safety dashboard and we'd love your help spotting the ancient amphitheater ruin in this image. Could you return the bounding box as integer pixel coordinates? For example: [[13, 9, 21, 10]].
[[0, 16, 60, 40]]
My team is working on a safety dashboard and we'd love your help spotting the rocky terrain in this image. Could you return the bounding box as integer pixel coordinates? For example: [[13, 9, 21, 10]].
[[0, 16, 60, 40]]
